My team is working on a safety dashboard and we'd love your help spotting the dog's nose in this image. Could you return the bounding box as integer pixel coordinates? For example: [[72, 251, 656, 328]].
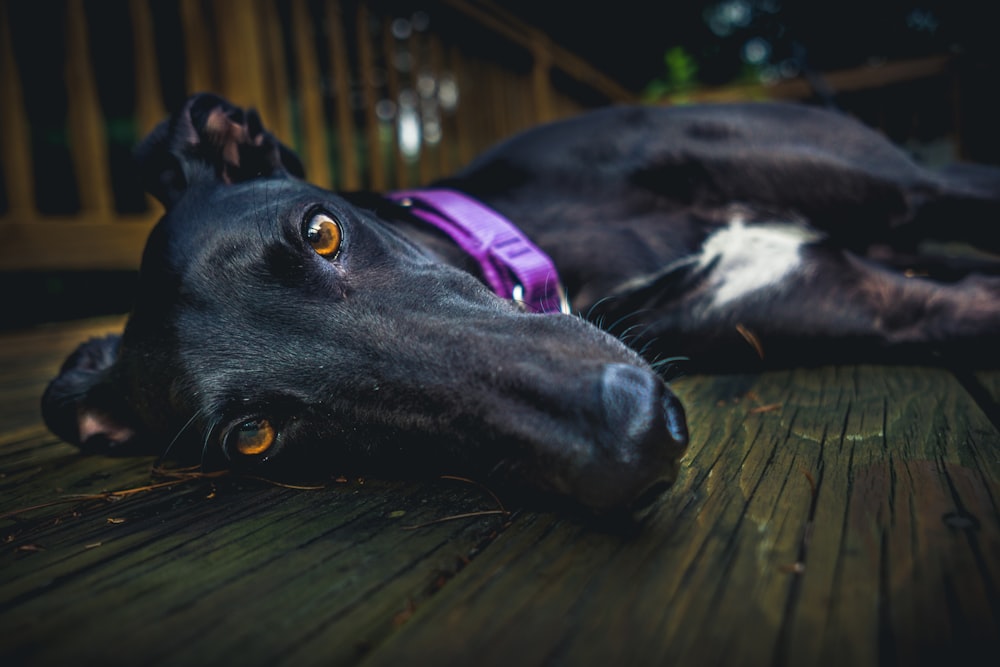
[[564, 363, 689, 511], [599, 363, 689, 453]]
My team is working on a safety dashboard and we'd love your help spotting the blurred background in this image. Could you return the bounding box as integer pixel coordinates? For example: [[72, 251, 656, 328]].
[[2, 0, 998, 328]]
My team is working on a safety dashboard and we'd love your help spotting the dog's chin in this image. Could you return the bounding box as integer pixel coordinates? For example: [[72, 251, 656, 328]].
[[483, 362, 688, 515], [495, 466, 679, 532]]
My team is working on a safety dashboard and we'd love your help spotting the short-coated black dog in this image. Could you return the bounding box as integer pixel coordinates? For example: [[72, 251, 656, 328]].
[[42, 94, 1000, 513]]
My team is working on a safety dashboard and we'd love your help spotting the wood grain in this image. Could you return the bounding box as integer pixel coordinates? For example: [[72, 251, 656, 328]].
[[2, 319, 998, 666], [361, 367, 1000, 666], [0, 320, 506, 665], [0, 1, 34, 216], [65, 0, 114, 217]]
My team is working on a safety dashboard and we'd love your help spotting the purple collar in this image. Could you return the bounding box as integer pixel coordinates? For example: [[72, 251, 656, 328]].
[[387, 189, 570, 314]]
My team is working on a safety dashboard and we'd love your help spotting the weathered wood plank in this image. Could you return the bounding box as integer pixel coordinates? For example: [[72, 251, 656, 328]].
[[179, 0, 216, 94], [360, 367, 1000, 666], [451, 47, 477, 168], [326, 0, 361, 191], [380, 10, 407, 189], [289, 0, 331, 188], [783, 367, 1000, 666], [212, 0, 267, 110], [0, 317, 125, 430], [0, 218, 156, 271], [438, 0, 635, 104], [64, 0, 115, 217], [0, 1, 35, 217], [427, 34, 454, 177], [529, 29, 555, 124], [128, 0, 166, 138], [257, 0, 294, 145], [3, 318, 998, 665], [0, 319, 507, 666], [2, 467, 505, 665], [355, 3, 385, 192]]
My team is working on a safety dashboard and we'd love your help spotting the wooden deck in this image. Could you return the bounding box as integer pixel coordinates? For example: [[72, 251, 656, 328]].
[[2, 316, 998, 666]]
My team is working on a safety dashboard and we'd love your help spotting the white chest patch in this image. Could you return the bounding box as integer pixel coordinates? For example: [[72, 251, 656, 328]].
[[697, 219, 820, 310]]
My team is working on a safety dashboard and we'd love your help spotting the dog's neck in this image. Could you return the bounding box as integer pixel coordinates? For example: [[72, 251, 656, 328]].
[[386, 189, 569, 313]]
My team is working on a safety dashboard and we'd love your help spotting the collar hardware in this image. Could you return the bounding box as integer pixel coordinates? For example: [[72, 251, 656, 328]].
[[388, 189, 571, 314]]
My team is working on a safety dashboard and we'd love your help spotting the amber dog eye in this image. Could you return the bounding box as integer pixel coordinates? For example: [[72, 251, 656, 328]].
[[306, 213, 342, 257], [233, 418, 276, 456]]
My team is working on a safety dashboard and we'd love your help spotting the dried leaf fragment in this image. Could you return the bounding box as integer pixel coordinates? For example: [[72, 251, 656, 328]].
[[736, 323, 765, 359]]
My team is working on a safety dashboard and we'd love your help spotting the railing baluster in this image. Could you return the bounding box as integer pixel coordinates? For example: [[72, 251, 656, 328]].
[[129, 0, 166, 139], [327, 0, 360, 191], [179, 0, 217, 94], [65, 0, 114, 216], [258, 0, 293, 143], [356, 3, 384, 191], [0, 1, 34, 216], [380, 10, 405, 188], [213, 0, 266, 107], [290, 0, 331, 187]]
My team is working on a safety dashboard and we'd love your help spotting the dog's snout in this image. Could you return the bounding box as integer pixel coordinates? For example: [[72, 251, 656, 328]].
[[548, 363, 689, 512]]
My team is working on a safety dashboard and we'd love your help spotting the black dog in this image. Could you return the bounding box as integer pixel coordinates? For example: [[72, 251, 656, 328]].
[[42, 94, 1000, 512]]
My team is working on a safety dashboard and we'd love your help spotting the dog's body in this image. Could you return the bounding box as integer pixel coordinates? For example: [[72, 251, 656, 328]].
[[43, 95, 1000, 512], [435, 102, 1000, 369]]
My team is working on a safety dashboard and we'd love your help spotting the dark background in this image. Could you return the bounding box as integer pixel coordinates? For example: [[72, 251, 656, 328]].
[[4, 0, 999, 329], [503, 0, 997, 93]]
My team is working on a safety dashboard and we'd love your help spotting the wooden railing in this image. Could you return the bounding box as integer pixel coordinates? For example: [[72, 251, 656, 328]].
[[0, 0, 635, 271], [0, 0, 970, 274]]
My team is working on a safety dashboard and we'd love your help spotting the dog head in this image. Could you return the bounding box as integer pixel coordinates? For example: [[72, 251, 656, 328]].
[[42, 94, 688, 513]]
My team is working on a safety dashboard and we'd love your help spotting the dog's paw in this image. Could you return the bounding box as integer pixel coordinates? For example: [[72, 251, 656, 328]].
[[41, 334, 137, 453]]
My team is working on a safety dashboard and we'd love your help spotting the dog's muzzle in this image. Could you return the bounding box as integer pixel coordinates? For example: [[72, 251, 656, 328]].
[[569, 362, 688, 511], [501, 358, 688, 513]]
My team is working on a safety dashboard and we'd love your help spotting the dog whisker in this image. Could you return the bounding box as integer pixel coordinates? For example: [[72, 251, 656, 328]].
[[638, 336, 661, 358], [617, 322, 650, 345], [200, 417, 223, 470], [583, 295, 617, 323], [253, 179, 271, 247], [604, 308, 655, 338], [157, 406, 210, 467], [650, 355, 690, 381]]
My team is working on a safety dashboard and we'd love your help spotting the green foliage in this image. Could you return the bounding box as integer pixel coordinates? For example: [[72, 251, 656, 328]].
[[642, 46, 699, 102]]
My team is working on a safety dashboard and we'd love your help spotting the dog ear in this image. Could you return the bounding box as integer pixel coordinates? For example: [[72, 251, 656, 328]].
[[135, 93, 305, 207], [41, 335, 140, 453]]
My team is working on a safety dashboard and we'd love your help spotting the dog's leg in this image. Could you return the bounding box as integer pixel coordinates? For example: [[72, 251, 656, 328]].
[[599, 230, 1000, 370], [851, 161, 1000, 283]]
